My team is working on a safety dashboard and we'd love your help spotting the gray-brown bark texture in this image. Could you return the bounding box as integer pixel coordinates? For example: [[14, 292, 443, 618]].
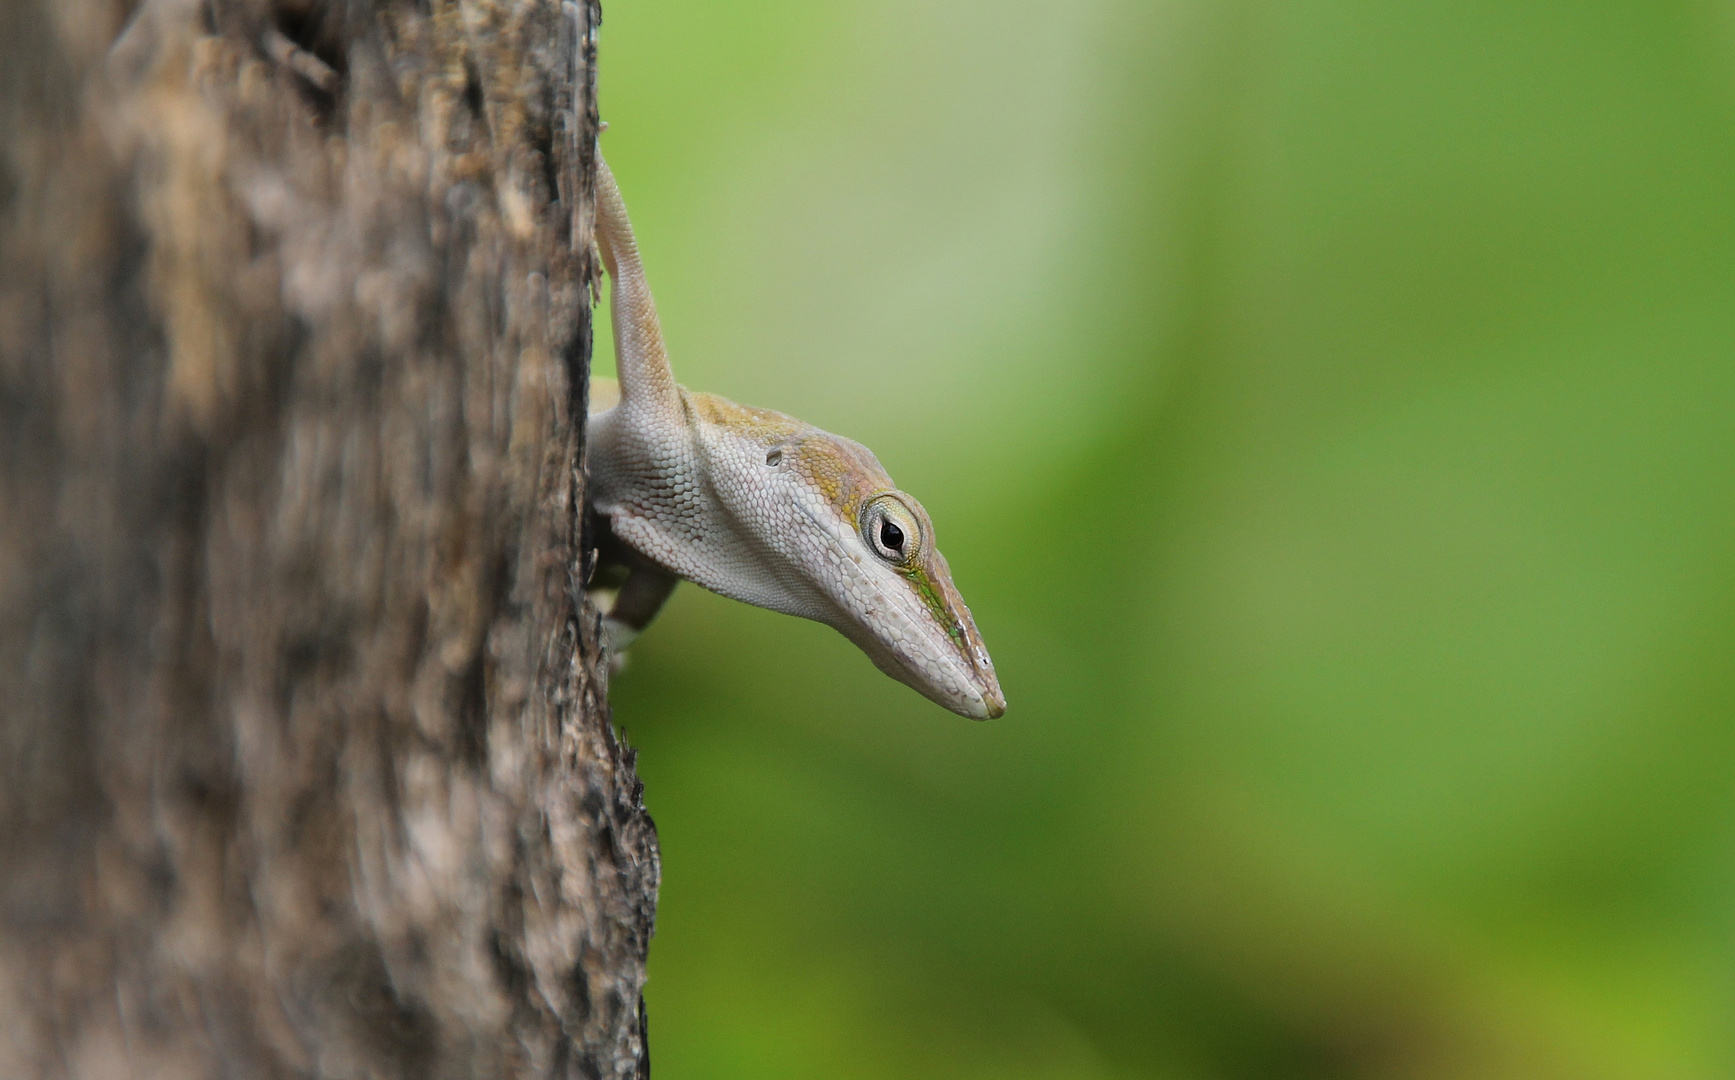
[[0, 0, 659, 1076]]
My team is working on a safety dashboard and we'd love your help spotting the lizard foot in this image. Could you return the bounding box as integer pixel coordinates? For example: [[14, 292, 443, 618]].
[[600, 616, 639, 677]]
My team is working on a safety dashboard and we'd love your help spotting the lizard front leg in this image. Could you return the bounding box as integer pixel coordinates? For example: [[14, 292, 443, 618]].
[[588, 509, 680, 671], [602, 564, 678, 660]]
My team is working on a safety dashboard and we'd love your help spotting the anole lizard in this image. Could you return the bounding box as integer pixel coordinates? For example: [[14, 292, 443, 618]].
[[586, 153, 1005, 719]]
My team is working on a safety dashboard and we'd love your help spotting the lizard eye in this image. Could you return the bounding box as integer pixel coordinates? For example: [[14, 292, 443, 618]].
[[862, 495, 920, 565]]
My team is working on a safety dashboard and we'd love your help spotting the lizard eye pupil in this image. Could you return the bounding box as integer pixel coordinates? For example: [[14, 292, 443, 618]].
[[880, 520, 904, 552]]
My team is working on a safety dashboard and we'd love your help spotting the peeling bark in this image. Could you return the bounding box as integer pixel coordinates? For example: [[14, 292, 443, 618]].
[[0, 0, 657, 1076]]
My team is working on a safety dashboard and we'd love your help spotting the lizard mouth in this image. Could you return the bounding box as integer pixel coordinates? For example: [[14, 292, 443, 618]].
[[847, 623, 1003, 719], [896, 550, 1003, 719], [907, 644, 1004, 719], [856, 570, 1004, 720], [977, 681, 1007, 720], [940, 624, 1004, 719]]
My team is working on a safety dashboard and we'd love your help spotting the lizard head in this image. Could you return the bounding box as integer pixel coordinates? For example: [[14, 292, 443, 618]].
[[691, 398, 1004, 719]]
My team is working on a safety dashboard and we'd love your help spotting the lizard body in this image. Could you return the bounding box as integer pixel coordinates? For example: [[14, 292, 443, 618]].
[[587, 154, 1005, 719]]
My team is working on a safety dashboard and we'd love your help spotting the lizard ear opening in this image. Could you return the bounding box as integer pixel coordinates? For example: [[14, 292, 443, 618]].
[[765, 448, 782, 467]]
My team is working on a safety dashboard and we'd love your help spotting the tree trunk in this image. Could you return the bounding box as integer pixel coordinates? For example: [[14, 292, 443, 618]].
[[0, 1, 658, 1076]]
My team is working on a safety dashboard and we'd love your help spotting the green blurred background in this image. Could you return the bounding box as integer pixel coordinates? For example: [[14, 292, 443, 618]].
[[591, 2, 1735, 1077]]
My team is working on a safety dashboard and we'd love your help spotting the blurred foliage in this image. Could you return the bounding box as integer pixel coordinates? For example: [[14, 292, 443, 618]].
[[591, 1, 1735, 1077]]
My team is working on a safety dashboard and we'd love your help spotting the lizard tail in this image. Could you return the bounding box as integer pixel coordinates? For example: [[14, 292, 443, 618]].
[[594, 153, 681, 417], [594, 155, 635, 281]]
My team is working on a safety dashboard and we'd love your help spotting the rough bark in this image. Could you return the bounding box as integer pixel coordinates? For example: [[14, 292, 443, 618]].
[[0, 0, 658, 1076]]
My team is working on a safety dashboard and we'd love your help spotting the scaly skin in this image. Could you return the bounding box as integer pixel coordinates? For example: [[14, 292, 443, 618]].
[[587, 154, 1004, 719]]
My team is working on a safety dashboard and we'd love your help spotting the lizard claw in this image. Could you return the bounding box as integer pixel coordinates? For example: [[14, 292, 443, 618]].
[[600, 616, 638, 677]]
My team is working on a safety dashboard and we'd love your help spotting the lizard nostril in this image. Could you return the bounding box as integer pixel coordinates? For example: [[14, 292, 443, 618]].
[[765, 449, 781, 466]]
